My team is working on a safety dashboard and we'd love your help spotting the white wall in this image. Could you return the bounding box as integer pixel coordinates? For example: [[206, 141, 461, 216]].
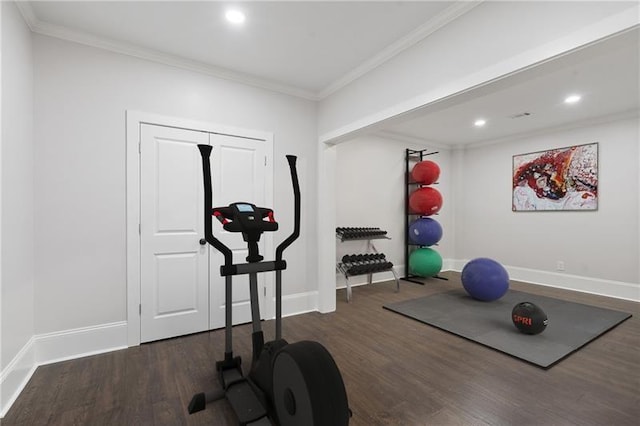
[[318, 1, 639, 309], [318, 1, 639, 142], [33, 35, 318, 335], [0, 0, 3, 382], [334, 116, 639, 300], [455, 116, 639, 296], [1, 0, 35, 413], [335, 136, 452, 287]]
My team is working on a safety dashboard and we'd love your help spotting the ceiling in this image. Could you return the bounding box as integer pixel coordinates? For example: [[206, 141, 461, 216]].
[[19, 1, 640, 147], [23, 1, 468, 99], [382, 26, 640, 147]]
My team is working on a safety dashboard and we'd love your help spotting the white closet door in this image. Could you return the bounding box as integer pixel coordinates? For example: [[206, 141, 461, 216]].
[[140, 124, 209, 343], [209, 133, 268, 330], [139, 124, 271, 342]]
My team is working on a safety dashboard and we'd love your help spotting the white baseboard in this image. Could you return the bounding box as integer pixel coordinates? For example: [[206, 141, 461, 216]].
[[504, 266, 639, 302], [340, 259, 638, 302], [0, 321, 128, 418], [448, 259, 639, 302], [35, 321, 128, 366], [1, 337, 37, 418], [281, 291, 319, 317], [336, 268, 399, 290]]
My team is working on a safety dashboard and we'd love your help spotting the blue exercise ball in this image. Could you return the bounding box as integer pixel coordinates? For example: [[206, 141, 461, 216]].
[[408, 218, 443, 246], [461, 258, 509, 301]]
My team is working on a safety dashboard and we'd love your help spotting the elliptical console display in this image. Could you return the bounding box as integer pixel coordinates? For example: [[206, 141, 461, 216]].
[[188, 144, 350, 426]]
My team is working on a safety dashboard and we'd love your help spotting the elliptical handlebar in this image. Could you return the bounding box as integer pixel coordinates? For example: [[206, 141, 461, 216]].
[[198, 144, 233, 266], [197, 145, 300, 266], [276, 155, 300, 262]]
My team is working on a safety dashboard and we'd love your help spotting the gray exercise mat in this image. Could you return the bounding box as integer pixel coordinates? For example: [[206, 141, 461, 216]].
[[383, 289, 631, 368]]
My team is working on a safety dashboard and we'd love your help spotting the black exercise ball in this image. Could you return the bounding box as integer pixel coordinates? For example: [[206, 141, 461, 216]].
[[512, 302, 548, 335]]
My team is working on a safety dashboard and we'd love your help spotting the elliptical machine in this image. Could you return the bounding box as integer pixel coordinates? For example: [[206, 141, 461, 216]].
[[188, 144, 350, 426]]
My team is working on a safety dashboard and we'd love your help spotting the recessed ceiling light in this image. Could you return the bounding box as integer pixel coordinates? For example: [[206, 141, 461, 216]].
[[474, 119, 486, 127], [225, 9, 245, 24], [564, 94, 581, 104]]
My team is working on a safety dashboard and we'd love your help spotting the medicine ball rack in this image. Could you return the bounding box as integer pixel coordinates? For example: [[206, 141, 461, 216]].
[[336, 227, 400, 302], [405, 148, 448, 284]]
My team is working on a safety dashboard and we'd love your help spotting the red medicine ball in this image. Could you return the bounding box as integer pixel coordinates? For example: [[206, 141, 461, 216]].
[[409, 187, 443, 216], [411, 160, 440, 185]]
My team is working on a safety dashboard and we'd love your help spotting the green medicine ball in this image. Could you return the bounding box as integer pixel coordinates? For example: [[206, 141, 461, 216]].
[[409, 248, 443, 277]]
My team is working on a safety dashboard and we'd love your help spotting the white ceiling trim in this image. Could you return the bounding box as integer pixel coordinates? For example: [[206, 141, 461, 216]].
[[460, 108, 640, 150], [318, 1, 482, 99], [377, 109, 640, 151], [374, 130, 450, 150], [17, 1, 477, 102], [16, 1, 319, 100], [15, 0, 38, 26]]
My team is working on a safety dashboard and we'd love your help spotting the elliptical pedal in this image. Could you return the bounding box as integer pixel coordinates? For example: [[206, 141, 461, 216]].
[[226, 380, 269, 425], [246, 417, 273, 426]]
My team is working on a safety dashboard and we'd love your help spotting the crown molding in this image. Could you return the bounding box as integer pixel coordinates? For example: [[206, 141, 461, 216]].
[[16, 2, 320, 100], [461, 108, 640, 150], [16, 1, 476, 102], [15, 1, 38, 30], [374, 130, 451, 150], [376, 109, 640, 151], [317, 1, 483, 99]]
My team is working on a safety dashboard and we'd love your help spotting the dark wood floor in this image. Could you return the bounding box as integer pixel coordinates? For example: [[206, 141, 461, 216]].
[[3, 272, 639, 425]]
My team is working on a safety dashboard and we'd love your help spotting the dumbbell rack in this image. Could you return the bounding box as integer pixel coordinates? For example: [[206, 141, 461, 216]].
[[336, 227, 400, 302]]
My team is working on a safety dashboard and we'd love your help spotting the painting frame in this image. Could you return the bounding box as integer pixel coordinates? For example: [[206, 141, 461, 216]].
[[512, 142, 598, 212]]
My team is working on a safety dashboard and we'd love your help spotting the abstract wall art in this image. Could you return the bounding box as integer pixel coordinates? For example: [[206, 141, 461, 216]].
[[512, 143, 598, 211]]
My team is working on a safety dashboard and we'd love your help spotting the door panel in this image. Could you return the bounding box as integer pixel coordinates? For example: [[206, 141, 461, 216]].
[[209, 134, 267, 329], [140, 125, 209, 343], [155, 252, 199, 315]]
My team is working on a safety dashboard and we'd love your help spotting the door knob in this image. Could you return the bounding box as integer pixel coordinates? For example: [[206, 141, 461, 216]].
[[199, 238, 207, 246]]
